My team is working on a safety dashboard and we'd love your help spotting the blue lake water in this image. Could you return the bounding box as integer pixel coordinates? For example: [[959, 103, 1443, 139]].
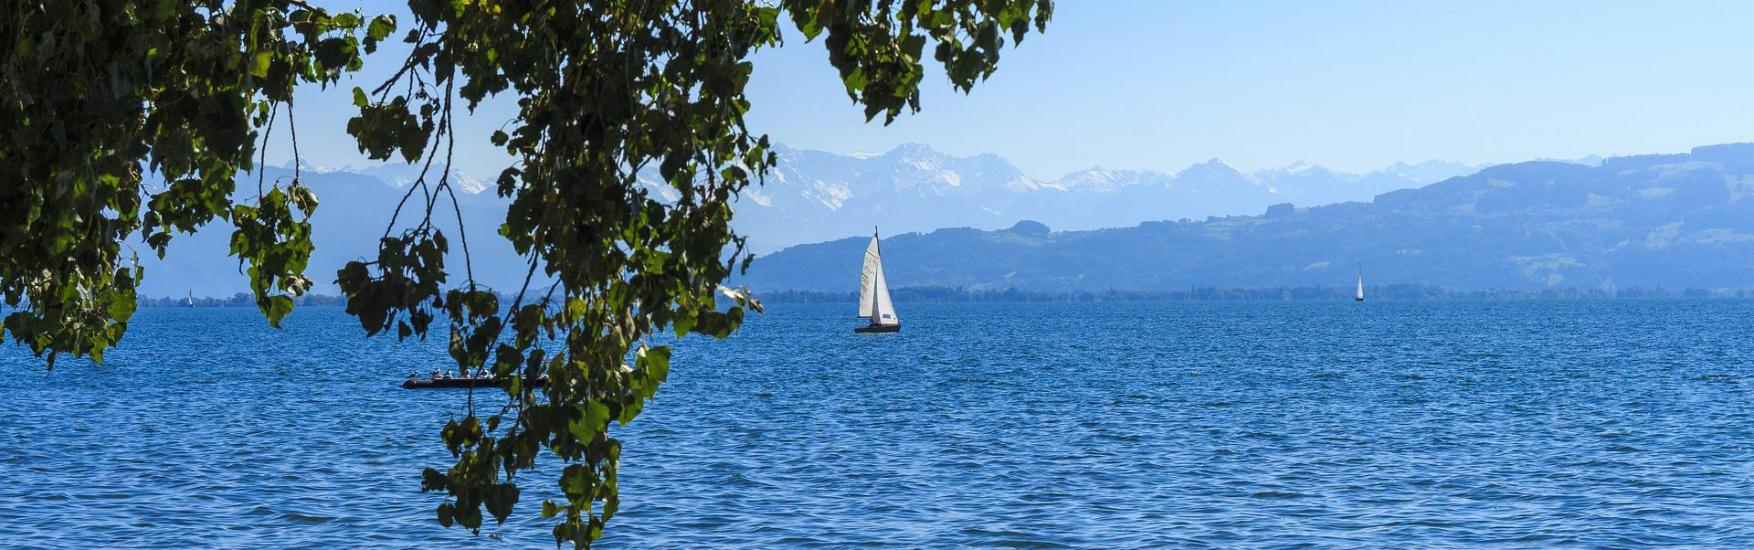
[[2, 301, 1753, 548]]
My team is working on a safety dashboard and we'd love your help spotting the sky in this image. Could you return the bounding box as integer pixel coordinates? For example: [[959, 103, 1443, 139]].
[[284, 0, 1754, 180]]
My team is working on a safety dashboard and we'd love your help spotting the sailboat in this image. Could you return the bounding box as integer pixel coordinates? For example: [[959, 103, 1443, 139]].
[[187, 290, 196, 308], [854, 228, 900, 333], [1354, 267, 1365, 302]]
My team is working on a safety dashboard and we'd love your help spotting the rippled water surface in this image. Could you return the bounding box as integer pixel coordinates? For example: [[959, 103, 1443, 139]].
[[3, 301, 1754, 548]]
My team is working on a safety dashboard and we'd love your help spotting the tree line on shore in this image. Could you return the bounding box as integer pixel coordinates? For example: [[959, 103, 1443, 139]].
[[137, 293, 351, 308], [758, 284, 1735, 303]]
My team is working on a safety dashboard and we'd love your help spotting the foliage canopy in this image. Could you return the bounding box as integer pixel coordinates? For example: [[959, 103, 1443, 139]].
[[1, 0, 1050, 546]]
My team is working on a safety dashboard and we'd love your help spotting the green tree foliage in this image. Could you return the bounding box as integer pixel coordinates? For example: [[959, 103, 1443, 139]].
[[2, 0, 1051, 546], [2, 0, 371, 363]]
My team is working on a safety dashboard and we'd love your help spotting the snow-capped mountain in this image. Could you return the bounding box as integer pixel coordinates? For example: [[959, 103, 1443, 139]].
[[351, 162, 493, 194], [725, 144, 1479, 252], [288, 161, 493, 194]]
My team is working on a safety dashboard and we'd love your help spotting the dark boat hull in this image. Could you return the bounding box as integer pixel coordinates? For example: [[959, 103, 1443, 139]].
[[403, 376, 549, 389], [854, 323, 900, 333]]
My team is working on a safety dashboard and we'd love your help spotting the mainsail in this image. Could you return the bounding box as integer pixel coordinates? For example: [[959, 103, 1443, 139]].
[[1355, 272, 1365, 301], [856, 231, 898, 325], [858, 235, 879, 318]]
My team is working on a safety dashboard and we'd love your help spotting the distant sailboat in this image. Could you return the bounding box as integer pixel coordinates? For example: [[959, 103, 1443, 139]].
[[187, 290, 196, 308], [855, 229, 900, 333], [1355, 267, 1365, 302]]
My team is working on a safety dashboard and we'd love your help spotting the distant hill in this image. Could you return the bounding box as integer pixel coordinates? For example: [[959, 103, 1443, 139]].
[[743, 144, 1754, 293]]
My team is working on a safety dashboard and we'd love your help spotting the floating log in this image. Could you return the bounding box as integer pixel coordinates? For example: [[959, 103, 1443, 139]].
[[402, 375, 549, 389]]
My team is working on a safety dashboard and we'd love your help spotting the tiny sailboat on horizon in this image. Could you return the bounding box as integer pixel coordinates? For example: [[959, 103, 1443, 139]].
[[855, 229, 900, 333], [1355, 266, 1366, 302]]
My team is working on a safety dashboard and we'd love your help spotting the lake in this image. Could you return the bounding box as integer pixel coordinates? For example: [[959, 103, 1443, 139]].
[[2, 301, 1752, 547]]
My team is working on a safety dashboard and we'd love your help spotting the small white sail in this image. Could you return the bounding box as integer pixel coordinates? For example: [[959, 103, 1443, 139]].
[[858, 235, 881, 318], [1355, 273, 1365, 301]]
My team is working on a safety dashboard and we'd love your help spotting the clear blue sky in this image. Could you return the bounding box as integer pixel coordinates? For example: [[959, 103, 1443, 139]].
[[285, 1, 1754, 179]]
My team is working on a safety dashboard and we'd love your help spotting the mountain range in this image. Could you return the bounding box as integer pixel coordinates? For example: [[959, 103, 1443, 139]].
[[744, 144, 1754, 293], [137, 146, 1470, 298], [134, 143, 1744, 299], [722, 144, 1480, 251]]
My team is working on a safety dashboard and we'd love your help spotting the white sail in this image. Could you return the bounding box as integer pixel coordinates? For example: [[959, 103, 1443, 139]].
[[1356, 273, 1365, 300], [873, 260, 897, 325], [858, 235, 880, 318]]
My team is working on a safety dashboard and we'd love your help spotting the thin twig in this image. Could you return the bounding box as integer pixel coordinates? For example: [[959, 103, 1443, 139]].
[[438, 80, 476, 287], [373, 28, 430, 102], [256, 102, 278, 197], [288, 97, 301, 184]]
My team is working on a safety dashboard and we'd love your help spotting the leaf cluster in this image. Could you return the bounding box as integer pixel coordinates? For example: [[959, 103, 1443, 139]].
[[1, 0, 371, 362]]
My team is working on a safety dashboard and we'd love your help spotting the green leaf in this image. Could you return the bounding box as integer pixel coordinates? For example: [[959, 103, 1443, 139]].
[[250, 51, 272, 79], [332, 13, 362, 29], [485, 484, 519, 523], [368, 15, 396, 41], [262, 295, 294, 327], [568, 401, 611, 444]]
